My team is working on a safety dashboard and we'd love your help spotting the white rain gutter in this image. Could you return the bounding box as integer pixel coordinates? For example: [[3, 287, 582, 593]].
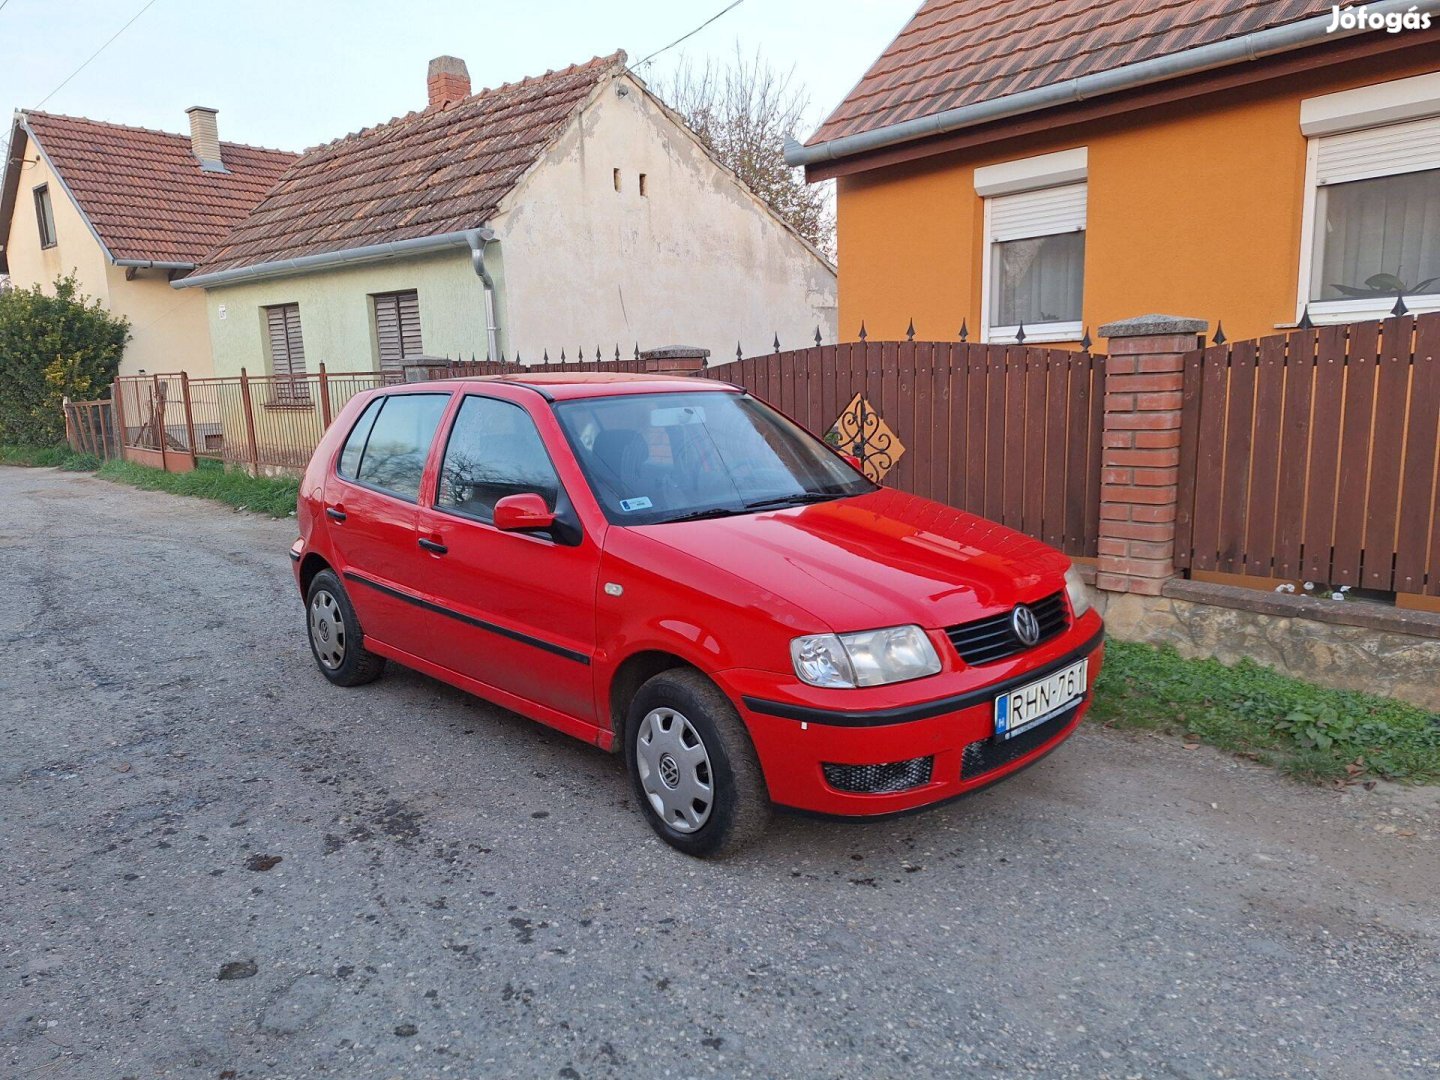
[[787, 0, 1425, 167], [172, 227, 495, 289], [114, 259, 196, 271], [173, 226, 503, 358]]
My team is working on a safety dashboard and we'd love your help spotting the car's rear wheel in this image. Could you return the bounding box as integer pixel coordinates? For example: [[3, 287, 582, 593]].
[[305, 570, 385, 687], [625, 669, 770, 857]]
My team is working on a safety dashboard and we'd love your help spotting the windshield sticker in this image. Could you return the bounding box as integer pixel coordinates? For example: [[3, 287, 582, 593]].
[[618, 496, 654, 512]]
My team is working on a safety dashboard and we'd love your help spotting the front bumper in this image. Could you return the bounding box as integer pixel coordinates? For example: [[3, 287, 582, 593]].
[[720, 612, 1104, 817]]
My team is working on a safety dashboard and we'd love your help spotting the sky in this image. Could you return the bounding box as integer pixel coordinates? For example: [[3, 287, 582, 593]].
[[0, 0, 916, 153]]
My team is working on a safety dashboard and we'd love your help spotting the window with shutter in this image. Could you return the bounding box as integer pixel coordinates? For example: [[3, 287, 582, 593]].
[[982, 182, 1087, 344], [1302, 115, 1440, 320], [372, 291, 424, 373], [264, 303, 309, 403]]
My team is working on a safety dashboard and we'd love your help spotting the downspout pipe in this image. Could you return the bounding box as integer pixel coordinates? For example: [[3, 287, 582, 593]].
[[466, 229, 502, 363], [171, 227, 496, 289], [787, 0, 1424, 167]]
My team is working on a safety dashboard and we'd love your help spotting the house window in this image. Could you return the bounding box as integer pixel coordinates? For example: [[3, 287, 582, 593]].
[[372, 290, 424, 373], [1301, 115, 1440, 320], [976, 148, 1087, 344], [264, 303, 309, 402], [33, 185, 57, 248]]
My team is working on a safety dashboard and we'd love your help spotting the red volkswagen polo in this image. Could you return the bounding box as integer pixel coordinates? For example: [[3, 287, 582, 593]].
[[292, 372, 1103, 856]]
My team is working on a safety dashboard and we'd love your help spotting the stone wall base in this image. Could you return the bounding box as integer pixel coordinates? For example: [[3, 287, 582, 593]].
[[1085, 582, 1440, 712]]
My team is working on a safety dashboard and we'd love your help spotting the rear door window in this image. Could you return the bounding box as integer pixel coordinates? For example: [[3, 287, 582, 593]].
[[341, 393, 450, 501], [436, 395, 561, 523]]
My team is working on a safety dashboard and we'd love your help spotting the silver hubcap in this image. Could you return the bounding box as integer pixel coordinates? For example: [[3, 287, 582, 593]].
[[636, 707, 714, 834], [309, 590, 346, 670]]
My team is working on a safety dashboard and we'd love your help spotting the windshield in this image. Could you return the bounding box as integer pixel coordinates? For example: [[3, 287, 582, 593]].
[[553, 391, 876, 525]]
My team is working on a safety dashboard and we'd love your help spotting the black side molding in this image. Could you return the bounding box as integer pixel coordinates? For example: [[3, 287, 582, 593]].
[[743, 624, 1105, 728], [342, 571, 589, 665]]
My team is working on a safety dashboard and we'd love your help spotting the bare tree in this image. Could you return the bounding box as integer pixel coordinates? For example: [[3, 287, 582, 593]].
[[653, 47, 835, 259]]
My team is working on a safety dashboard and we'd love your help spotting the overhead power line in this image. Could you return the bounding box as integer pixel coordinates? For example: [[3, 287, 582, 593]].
[[35, 0, 162, 109], [636, 0, 746, 67]]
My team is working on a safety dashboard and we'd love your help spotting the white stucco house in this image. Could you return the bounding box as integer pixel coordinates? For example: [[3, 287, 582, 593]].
[[179, 52, 837, 377]]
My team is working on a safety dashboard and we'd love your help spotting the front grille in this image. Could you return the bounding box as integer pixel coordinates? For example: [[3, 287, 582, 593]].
[[823, 756, 934, 794], [946, 591, 1069, 666], [961, 704, 1079, 780]]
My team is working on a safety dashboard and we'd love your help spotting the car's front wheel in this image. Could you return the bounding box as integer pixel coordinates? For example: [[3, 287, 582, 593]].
[[305, 570, 385, 687], [625, 669, 770, 857]]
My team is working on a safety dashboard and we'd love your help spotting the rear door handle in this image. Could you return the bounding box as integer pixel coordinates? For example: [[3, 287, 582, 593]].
[[417, 537, 448, 555], [325, 507, 347, 522]]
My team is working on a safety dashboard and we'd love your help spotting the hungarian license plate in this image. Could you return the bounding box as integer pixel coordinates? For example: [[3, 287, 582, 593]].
[[993, 659, 1088, 740]]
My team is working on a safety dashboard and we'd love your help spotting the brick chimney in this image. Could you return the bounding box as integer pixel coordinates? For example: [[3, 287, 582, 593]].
[[184, 106, 225, 172], [427, 56, 471, 109]]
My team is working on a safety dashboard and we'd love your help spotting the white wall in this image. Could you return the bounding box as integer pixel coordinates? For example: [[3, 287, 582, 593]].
[[491, 75, 837, 364]]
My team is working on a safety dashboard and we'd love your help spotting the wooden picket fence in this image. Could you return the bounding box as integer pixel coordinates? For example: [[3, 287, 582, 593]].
[[1175, 313, 1440, 596]]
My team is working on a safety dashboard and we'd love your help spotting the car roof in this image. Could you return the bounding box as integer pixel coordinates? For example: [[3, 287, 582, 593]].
[[395, 371, 742, 401]]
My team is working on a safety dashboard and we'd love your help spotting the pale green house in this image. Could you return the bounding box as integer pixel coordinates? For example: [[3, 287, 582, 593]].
[[177, 52, 837, 378]]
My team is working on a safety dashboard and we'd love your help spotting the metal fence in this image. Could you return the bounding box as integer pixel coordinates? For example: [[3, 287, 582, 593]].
[[112, 367, 397, 472], [1175, 312, 1440, 596], [108, 356, 708, 474]]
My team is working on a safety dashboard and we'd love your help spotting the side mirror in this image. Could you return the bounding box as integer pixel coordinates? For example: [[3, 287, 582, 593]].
[[843, 453, 863, 471], [493, 492, 556, 532]]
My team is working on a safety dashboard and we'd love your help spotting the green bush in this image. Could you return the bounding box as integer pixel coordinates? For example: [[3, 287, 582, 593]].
[[97, 458, 299, 518], [1091, 639, 1440, 784], [0, 274, 129, 445]]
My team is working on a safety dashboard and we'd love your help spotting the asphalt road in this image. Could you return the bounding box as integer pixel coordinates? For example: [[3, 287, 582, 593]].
[[2, 466, 1438, 1080]]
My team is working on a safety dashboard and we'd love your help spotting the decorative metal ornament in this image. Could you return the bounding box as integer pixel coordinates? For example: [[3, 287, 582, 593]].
[[825, 393, 906, 483]]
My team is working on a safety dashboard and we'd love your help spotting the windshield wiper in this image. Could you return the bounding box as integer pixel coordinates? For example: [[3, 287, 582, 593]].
[[742, 492, 844, 511], [655, 492, 843, 524], [656, 506, 750, 524]]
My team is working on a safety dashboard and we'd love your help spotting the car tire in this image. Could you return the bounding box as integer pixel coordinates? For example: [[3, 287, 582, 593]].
[[305, 570, 385, 687], [625, 668, 771, 858]]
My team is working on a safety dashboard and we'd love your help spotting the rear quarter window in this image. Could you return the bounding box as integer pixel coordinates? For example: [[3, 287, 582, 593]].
[[338, 397, 384, 479]]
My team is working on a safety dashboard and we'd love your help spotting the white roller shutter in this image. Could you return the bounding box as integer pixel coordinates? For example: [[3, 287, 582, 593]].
[[1315, 115, 1440, 186], [989, 183, 1087, 242]]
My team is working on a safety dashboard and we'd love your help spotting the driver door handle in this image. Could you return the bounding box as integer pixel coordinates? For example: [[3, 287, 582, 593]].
[[325, 506, 347, 522], [418, 537, 448, 555]]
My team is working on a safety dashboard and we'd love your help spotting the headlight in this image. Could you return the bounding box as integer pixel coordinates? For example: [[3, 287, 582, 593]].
[[1065, 565, 1092, 617], [790, 625, 942, 689]]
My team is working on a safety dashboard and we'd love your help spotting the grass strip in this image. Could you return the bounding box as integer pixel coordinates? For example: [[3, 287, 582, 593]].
[[95, 458, 299, 518], [1091, 638, 1440, 785]]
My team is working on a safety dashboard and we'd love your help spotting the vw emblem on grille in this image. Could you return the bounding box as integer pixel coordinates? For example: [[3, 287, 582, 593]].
[[1011, 604, 1041, 646]]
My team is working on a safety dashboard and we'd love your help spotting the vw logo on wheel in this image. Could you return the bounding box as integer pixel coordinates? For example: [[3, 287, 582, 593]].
[[1011, 604, 1041, 646]]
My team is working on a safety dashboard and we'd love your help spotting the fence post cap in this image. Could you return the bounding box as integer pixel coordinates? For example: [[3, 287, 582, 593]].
[[1099, 314, 1208, 338], [638, 345, 710, 361]]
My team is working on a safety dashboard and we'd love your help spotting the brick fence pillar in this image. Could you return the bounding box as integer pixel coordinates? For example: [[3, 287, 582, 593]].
[[1096, 315, 1208, 595]]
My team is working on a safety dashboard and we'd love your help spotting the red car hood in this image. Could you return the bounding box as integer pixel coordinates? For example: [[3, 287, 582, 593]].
[[634, 487, 1070, 632]]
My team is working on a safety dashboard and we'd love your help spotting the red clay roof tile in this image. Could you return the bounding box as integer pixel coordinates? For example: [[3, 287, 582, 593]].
[[23, 111, 297, 264], [195, 52, 626, 276], [809, 0, 1329, 145]]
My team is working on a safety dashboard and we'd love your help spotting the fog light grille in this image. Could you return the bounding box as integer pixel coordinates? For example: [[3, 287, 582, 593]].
[[823, 756, 934, 794]]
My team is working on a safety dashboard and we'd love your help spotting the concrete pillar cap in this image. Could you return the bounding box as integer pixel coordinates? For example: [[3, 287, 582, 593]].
[[1099, 315, 1208, 338]]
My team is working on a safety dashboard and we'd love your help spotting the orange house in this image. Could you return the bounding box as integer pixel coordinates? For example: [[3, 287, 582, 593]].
[[791, 0, 1440, 347]]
